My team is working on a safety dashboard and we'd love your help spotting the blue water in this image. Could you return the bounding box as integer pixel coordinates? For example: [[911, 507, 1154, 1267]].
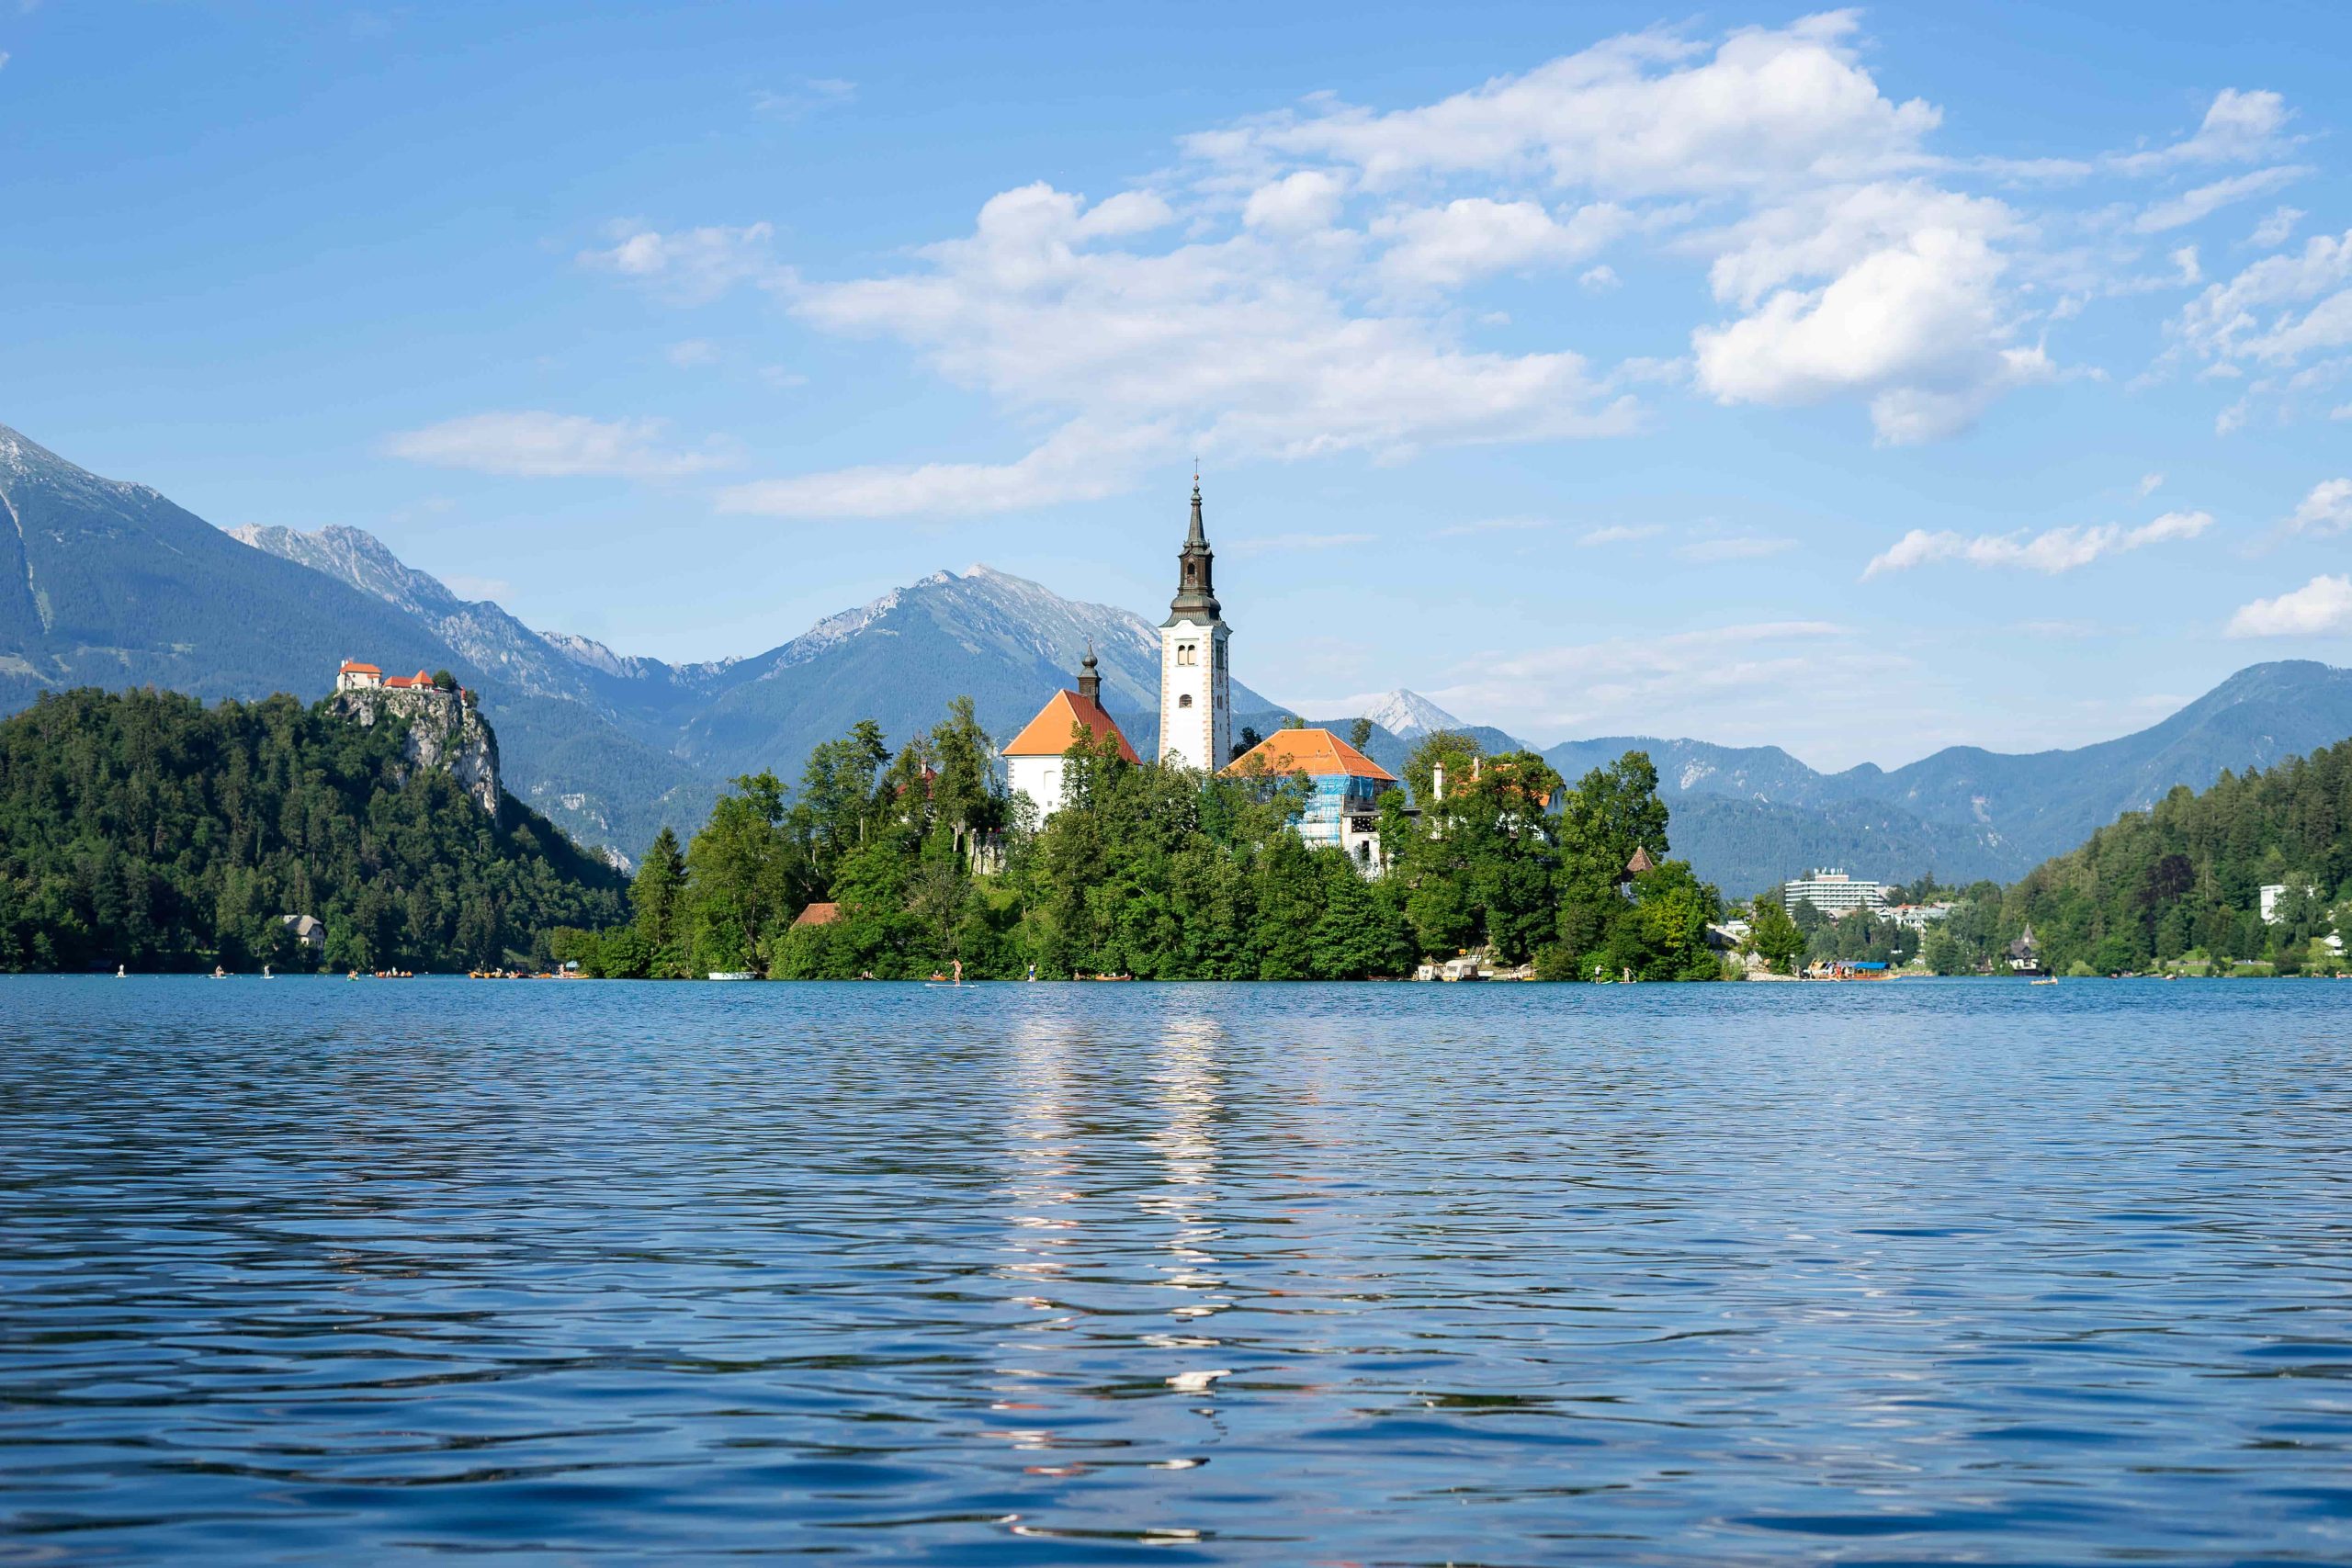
[[4, 977, 2350, 1564]]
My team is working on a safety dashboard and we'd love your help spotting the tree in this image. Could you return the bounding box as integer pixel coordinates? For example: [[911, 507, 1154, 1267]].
[[1348, 717, 1374, 752], [628, 826, 688, 976], [1748, 898, 1805, 975], [431, 670, 458, 692]]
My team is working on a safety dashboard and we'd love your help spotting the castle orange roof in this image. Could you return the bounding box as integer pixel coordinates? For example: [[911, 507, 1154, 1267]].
[[339, 660, 382, 675], [1001, 690, 1140, 762], [793, 901, 841, 928], [1220, 727, 1396, 782]]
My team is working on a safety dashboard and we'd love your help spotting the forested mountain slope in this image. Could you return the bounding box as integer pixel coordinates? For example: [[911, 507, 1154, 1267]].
[[2007, 736, 2352, 975], [0, 688, 624, 972]]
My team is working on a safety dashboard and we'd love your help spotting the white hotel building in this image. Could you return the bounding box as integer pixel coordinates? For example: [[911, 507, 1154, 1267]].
[[1781, 869, 1888, 918]]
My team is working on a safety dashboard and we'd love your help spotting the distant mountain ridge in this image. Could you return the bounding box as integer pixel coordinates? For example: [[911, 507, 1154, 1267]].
[[15, 422, 2352, 897], [1360, 689, 1465, 741]]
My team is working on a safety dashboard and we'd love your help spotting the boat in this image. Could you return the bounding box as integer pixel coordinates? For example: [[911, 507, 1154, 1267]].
[[707, 970, 756, 981], [2030, 977, 2060, 986]]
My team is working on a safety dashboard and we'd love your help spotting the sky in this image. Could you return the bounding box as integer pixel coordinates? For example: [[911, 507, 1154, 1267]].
[[5, 1, 2351, 770]]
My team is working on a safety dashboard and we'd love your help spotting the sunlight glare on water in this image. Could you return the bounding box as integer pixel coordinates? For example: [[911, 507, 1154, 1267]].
[[2, 976, 2350, 1562]]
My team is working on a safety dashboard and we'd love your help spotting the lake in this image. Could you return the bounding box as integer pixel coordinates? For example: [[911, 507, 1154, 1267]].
[[3, 976, 2349, 1562]]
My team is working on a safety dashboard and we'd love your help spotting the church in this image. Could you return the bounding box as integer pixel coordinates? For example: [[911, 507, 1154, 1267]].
[[1002, 476, 1232, 817]]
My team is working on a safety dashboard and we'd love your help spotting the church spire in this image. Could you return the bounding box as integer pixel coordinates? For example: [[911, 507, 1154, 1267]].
[[1077, 641, 1101, 702], [1169, 469, 1220, 620]]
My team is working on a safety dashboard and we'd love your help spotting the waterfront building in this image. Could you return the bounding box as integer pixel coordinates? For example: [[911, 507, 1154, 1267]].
[[1782, 869, 1888, 918], [1159, 475, 1231, 773], [1883, 901, 1956, 931], [2007, 923, 2045, 975], [1001, 649, 1141, 821], [1222, 727, 1400, 872], [277, 913, 325, 954]]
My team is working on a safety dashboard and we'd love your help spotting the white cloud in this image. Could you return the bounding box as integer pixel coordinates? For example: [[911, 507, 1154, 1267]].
[[2177, 228, 2352, 367], [714, 419, 1155, 519], [1188, 14, 1939, 196], [666, 339, 718, 368], [2111, 87, 2290, 174], [2251, 206, 2304, 249], [383, 412, 734, 479], [1862, 509, 2211, 577], [581, 222, 778, 304], [1227, 532, 1376, 558], [585, 26, 2307, 505], [1694, 215, 2052, 443], [1577, 523, 1665, 547], [2132, 165, 2306, 233], [2286, 478, 2352, 536], [1073, 189, 1175, 239], [759, 179, 1638, 512], [2171, 245, 2201, 285], [1370, 197, 1623, 288], [2138, 471, 2165, 496], [1241, 170, 1347, 233], [2228, 574, 2352, 637], [1678, 533, 1797, 561]]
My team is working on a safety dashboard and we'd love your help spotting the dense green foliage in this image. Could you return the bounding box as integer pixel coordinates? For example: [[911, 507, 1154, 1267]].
[[0, 688, 626, 972], [2004, 740, 2352, 975], [553, 705, 1724, 982]]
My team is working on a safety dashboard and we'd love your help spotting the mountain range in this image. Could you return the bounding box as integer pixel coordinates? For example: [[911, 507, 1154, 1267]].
[[8, 419, 2352, 894]]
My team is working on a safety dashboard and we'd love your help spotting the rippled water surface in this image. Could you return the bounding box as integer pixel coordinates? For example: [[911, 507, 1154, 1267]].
[[5, 977, 2352, 1563]]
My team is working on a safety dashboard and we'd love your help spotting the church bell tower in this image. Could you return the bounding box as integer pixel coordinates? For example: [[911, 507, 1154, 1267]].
[[1159, 474, 1231, 772]]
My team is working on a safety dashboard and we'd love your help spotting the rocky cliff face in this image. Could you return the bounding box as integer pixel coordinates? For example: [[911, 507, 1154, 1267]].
[[332, 686, 502, 820]]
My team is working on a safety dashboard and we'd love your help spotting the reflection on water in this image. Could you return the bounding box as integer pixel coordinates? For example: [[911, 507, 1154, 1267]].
[[3, 976, 2350, 1562]]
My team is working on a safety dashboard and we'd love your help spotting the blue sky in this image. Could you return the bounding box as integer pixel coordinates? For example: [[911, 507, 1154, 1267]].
[[6, 2, 2350, 768]]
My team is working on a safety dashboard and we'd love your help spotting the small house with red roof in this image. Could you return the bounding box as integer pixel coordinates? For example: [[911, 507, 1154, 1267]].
[[1222, 726, 1401, 873], [335, 660, 384, 693], [1001, 649, 1139, 821]]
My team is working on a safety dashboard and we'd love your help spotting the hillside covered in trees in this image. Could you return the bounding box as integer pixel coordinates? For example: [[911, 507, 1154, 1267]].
[[0, 688, 625, 972], [553, 701, 1724, 982], [2002, 736, 2352, 976]]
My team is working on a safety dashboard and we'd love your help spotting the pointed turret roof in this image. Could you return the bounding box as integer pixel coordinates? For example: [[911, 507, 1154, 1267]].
[[1166, 472, 1221, 623]]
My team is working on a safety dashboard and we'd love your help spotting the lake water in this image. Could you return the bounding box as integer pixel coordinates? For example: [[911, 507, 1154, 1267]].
[[4, 977, 2350, 1563]]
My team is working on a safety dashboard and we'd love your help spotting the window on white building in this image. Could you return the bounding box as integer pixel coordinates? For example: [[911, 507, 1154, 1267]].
[[1178, 643, 1197, 666], [1178, 693, 1193, 707]]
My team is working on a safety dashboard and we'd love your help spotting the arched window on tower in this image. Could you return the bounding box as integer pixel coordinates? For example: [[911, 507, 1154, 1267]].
[[1178, 694, 1193, 708]]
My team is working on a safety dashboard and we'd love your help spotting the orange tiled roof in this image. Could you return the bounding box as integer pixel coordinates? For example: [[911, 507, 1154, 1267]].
[[1220, 727, 1396, 782], [1624, 846, 1657, 875], [793, 901, 841, 928], [1001, 690, 1141, 762], [339, 660, 382, 675]]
